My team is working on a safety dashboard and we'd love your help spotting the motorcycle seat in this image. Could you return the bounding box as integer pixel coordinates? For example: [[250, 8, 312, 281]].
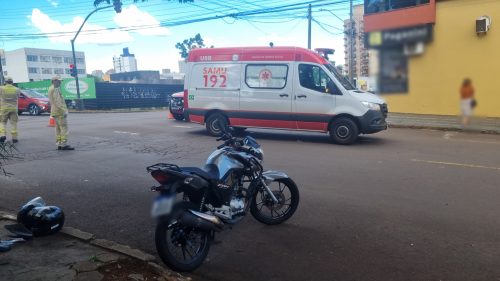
[[181, 164, 220, 181]]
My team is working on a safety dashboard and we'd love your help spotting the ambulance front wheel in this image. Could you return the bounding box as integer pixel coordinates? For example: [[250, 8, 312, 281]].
[[206, 113, 229, 137], [329, 117, 359, 145]]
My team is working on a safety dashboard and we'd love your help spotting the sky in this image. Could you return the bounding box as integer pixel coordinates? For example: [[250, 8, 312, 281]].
[[0, 0, 360, 73]]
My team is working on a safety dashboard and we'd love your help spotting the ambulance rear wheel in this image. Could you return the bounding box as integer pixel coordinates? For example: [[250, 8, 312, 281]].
[[329, 117, 359, 145], [206, 113, 228, 137]]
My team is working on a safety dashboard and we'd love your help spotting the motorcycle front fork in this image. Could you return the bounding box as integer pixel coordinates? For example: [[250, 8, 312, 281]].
[[260, 179, 279, 204]]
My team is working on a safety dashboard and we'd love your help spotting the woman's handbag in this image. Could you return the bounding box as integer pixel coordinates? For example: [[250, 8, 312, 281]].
[[471, 99, 477, 108]]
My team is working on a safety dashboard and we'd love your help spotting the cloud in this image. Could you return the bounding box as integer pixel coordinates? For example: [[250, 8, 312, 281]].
[[30, 5, 170, 46], [47, 0, 58, 7], [30, 8, 133, 45], [113, 5, 170, 37]]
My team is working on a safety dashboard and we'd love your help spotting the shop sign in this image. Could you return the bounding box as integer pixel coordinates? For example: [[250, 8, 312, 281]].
[[366, 24, 433, 48]]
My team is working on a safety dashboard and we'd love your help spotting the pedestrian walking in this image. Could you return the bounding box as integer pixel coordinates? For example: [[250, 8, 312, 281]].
[[48, 76, 74, 150], [460, 78, 475, 126], [0, 77, 20, 143]]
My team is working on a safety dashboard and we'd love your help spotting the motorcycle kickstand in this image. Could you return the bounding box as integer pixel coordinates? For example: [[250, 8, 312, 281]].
[[211, 231, 223, 245]]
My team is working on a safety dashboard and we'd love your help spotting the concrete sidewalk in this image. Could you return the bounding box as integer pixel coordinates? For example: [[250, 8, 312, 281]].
[[0, 213, 189, 281], [387, 113, 500, 134]]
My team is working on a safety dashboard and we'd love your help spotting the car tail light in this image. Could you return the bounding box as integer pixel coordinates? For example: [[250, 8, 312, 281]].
[[151, 170, 172, 184], [183, 89, 189, 109]]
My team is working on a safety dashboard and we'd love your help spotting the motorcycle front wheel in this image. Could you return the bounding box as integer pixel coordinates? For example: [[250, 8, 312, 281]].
[[155, 202, 211, 272], [250, 178, 300, 225]]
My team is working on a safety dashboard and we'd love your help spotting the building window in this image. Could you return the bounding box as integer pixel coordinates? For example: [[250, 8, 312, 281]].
[[1, 58, 5, 66], [245, 64, 288, 89], [28, 67, 39, 74], [3, 71, 7, 76], [42, 68, 53, 74], [64, 57, 73, 64], [298, 64, 335, 93], [27, 55, 38, 62], [40, 55, 51, 62], [76, 57, 85, 64], [52, 56, 63, 63], [77, 69, 86, 74], [65, 69, 71, 74], [379, 47, 408, 93], [365, 0, 430, 14], [54, 68, 64, 75]]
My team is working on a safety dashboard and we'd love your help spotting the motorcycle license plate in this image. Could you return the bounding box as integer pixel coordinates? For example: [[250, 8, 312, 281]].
[[151, 196, 175, 218]]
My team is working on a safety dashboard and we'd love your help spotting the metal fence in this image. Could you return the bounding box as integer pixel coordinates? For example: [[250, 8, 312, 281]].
[[83, 83, 183, 110]]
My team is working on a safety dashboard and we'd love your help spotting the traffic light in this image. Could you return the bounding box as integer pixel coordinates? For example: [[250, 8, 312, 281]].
[[69, 64, 77, 77]]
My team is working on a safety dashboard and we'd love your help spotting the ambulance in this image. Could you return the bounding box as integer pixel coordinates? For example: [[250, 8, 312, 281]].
[[183, 47, 387, 145]]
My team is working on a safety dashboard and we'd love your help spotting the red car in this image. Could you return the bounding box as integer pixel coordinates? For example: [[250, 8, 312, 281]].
[[18, 89, 51, 115]]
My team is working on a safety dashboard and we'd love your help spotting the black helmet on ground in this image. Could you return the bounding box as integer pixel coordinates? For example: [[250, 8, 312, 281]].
[[17, 197, 65, 237]]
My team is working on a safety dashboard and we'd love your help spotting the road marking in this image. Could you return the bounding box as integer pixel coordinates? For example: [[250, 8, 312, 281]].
[[442, 132, 500, 145], [443, 132, 456, 139], [456, 139, 500, 145], [411, 159, 500, 171], [174, 125, 192, 128], [113, 131, 139, 135]]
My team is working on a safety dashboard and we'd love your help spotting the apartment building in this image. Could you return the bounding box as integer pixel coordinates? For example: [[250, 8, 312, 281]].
[[344, 4, 374, 79], [113, 47, 138, 73], [1, 48, 86, 82]]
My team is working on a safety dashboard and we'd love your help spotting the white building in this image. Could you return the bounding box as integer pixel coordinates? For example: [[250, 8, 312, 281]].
[[178, 60, 187, 74], [1, 48, 86, 82], [113, 47, 138, 73]]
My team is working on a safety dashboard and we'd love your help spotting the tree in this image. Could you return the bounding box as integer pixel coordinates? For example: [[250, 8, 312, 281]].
[[175, 34, 205, 59]]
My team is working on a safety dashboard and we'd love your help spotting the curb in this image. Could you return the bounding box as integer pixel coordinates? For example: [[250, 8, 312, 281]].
[[0, 211, 188, 281], [388, 124, 500, 135]]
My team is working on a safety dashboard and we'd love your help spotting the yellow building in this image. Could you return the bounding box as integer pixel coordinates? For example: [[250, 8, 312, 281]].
[[364, 0, 500, 117]]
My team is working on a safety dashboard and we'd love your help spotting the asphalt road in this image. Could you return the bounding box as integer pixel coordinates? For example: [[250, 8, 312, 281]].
[[1, 111, 500, 281]]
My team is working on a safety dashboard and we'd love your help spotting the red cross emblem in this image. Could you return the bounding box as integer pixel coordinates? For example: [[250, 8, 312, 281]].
[[259, 69, 272, 81]]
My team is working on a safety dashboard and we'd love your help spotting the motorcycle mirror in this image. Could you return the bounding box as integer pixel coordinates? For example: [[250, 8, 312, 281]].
[[216, 119, 232, 139]]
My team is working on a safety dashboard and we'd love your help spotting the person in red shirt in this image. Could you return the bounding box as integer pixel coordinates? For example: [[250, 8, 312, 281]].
[[460, 78, 475, 126]]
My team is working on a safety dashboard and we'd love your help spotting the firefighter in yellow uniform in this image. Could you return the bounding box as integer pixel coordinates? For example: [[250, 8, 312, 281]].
[[0, 77, 20, 143], [48, 76, 74, 150]]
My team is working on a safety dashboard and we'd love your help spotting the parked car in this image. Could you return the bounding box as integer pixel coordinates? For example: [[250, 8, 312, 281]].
[[169, 91, 186, 121], [18, 89, 51, 116]]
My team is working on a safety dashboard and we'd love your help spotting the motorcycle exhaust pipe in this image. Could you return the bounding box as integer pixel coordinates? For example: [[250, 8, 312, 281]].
[[179, 210, 224, 232]]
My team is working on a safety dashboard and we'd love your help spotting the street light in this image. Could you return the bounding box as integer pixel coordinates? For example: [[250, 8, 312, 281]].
[[70, 4, 113, 110], [318, 8, 345, 23]]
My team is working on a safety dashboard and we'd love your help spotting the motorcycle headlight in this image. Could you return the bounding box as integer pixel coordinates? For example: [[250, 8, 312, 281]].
[[254, 147, 264, 161], [361, 101, 381, 111]]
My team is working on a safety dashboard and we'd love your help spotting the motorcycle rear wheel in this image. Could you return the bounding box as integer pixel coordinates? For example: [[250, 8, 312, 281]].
[[155, 202, 211, 272], [250, 178, 299, 225]]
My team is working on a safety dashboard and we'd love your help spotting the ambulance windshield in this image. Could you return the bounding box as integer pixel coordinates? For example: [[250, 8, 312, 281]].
[[325, 64, 355, 90]]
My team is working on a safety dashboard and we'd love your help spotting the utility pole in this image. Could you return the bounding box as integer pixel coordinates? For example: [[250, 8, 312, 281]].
[[307, 4, 312, 49], [0, 54, 4, 85], [71, 5, 112, 110], [349, 0, 354, 84]]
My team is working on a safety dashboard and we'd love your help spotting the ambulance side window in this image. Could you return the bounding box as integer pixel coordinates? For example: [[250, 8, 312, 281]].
[[299, 64, 338, 94], [245, 64, 288, 89]]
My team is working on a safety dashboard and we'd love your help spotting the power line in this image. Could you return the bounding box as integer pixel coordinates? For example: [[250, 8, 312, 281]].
[[0, 0, 355, 41]]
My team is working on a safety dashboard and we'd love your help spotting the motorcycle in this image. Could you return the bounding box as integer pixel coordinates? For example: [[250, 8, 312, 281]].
[[147, 132, 300, 272]]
